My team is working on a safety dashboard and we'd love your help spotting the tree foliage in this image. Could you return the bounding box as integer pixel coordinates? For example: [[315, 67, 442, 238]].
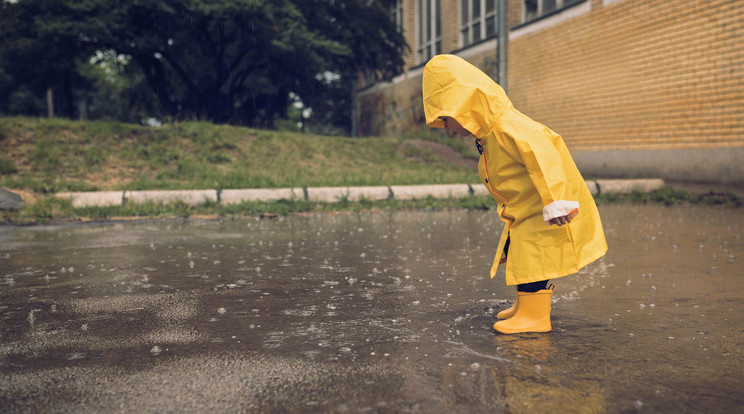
[[0, 0, 407, 132]]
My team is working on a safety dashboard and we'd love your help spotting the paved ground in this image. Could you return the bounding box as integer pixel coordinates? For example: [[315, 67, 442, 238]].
[[1, 204, 742, 413]]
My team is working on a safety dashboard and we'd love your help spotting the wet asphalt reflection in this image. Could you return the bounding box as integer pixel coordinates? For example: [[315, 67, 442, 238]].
[[1, 205, 743, 413]]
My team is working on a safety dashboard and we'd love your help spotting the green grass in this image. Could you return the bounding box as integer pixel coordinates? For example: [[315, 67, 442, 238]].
[[2, 186, 739, 226], [593, 186, 741, 206], [0, 116, 740, 224], [0, 193, 500, 225], [0, 116, 478, 193]]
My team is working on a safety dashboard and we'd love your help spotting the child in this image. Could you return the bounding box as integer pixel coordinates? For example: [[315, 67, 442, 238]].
[[422, 54, 607, 334]]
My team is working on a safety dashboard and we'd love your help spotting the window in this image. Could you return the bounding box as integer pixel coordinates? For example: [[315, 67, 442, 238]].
[[524, 0, 574, 22], [390, 0, 403, 32], [418, 0, 441, 63], [461, 0, 497, 47]]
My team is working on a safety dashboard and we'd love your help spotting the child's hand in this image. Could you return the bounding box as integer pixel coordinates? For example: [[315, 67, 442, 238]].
[[548, 208, 579, 226], [548, 215, 571, 226]]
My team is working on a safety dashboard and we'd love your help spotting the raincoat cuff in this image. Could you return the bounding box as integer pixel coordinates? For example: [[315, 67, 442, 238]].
[[543, 200, 580, 224]]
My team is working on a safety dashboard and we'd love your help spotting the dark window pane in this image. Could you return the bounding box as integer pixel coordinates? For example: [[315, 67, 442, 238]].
[[486, 16, 495, 37], [525, 0, 538, 21], [462, 28, 470, 45], [486, 0, 495, 13], [473, 22, 481, 42], [461, 0, 469, 25], [473, 0, 481, 19], [544, 0, 557, 13]]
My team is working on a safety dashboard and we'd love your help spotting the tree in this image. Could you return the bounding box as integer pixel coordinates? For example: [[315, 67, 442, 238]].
[[0, 0, 408, 131], [293, 0, 408, 134], [0, 0, 100, 118]]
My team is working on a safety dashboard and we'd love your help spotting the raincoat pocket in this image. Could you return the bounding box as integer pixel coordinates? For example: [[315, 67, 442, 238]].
[[536, 224, 573, 247], [533, 225, 577, 278]]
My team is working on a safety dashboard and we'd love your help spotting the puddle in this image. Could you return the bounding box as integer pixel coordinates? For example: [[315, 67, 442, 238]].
[[1, 205, 742, 412]]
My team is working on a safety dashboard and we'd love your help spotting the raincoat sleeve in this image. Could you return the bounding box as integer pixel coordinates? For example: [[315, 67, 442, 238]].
[[497, 113, 579, 220]]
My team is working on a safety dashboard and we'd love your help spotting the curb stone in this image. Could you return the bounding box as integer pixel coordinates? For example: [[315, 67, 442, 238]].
[[124, 190, 217, 206], [55, 179, 666, 208]]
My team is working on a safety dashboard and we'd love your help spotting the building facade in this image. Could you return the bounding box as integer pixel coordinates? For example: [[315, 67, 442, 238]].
[[355, 0, 744, 184]]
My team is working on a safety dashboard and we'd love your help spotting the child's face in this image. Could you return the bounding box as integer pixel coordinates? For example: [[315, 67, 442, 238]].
[[440, 116, 471, 137]]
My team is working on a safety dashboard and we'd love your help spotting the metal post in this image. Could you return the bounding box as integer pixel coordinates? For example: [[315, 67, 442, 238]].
[[350, 81, 357, 137], [497, 0, 508, 93], [46, 88, 54, 118]]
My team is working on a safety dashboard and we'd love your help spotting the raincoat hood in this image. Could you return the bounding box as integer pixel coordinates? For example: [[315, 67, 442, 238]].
[[422, 54, 509, 138]]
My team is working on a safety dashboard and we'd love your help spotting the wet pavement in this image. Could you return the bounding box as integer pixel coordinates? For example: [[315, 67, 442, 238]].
[[1, 204, 742, 413]]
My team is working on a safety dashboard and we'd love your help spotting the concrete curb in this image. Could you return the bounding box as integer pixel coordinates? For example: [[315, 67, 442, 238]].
[[125, 190, 218, 206], [220, 188, 301, 204], [56, 179, 665, 208], [592, 178, 665, 195]]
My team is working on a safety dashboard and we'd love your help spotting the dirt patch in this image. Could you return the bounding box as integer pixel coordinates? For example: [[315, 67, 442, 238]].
[[9, 188, 38, 205], [406, 139, 478, 169]]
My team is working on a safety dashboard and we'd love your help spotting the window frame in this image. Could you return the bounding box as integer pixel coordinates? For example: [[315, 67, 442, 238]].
[[460, 0, 497, 48], [522, 0, 584, 24], [417, 0, 441, 63], [390, 0, 403, 32]]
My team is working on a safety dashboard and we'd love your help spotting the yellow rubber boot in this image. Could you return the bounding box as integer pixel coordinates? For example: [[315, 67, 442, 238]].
[[493, 284, 555, 334], [496, 287, 519, 319]]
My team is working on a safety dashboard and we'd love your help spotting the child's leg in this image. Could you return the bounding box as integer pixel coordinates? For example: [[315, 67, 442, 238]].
[[497, 280, 550, 320], [493, 284, 555, 334], [517, 280, 550, 292]]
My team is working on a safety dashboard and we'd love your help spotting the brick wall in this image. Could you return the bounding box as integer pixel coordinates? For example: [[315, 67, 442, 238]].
[[508, 0, 744, 151], [356, 0, 743, 156]]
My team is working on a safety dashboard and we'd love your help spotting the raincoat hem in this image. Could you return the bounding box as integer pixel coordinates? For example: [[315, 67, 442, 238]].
[[502, 248, 607, 286]]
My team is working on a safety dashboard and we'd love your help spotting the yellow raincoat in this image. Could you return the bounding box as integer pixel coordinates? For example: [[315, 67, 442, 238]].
[[422, 54, 607, 285]]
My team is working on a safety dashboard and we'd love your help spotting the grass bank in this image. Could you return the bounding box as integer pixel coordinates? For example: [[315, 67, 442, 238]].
[[0, 117, 740, 225], [0, 116, 478, 193]]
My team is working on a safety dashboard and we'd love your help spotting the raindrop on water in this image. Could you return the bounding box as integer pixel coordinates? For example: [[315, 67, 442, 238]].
[[27, 309, 41, 327]]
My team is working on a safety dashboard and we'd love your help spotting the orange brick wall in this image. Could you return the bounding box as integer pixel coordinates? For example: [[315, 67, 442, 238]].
[[356, 0, 744, 154], [509, 0, 744, 151]]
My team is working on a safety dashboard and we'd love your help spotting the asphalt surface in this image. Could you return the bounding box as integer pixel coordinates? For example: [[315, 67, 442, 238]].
[[1, 204, 743, 413]]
